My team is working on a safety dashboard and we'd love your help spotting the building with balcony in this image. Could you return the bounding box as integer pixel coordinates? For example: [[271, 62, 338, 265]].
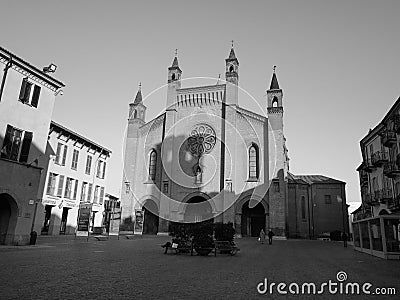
[[354, 97, 400, 259], [0, 46, 64, 245], [32, 121, 112, 236]]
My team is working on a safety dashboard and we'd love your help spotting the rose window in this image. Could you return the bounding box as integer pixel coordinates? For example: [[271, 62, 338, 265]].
[[187, 124, 216, 156]]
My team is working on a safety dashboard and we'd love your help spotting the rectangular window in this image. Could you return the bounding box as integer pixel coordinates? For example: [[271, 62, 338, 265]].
[[57, 175, 64, 197], [71, 149, 79, 170], [94, 185, 99, 203], [301, 196, 306, 219], [64, 177, 73, 199], [87, 183, 93, 202], [46, 173, 57, 195], [325, 195, 332, 204], [19, 77, 41, 107], [85, 155, 92, 175], [96, 160, 102, 178], [80, 182, 87, 202], [274, 182, 280, 193], [102, 161, 106, 179], [99, 187, 105, 205], [61, 145, 68, 166], [163, 181, 169, 193], [73, 179, 79, 200], [55, 143, 62, 164], [0, 125, 32, 163]]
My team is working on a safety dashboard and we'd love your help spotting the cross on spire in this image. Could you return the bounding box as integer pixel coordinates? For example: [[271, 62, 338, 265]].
[[175, 48, 178, 56], [231, 40, 234, 48], [139, 82, 141, 90]]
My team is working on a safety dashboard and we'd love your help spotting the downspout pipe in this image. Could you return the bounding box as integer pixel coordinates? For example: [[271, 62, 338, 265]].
[[0, 55, 13, 102]]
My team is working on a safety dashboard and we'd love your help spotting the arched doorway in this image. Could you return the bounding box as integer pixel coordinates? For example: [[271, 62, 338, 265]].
[[241, 200, 266, 237], [184, 195, 213, 224], [0, 193, 18, 245], [142, 200, 159, 235]]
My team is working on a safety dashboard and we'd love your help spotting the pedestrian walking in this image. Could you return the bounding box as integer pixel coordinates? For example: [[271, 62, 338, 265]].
[[268, 229, 274, 245], [259, 229, 265, 244], [342, 232, 348, 248]]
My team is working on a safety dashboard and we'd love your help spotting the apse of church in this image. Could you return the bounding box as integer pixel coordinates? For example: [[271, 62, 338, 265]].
[[120, 47, 288, 238]]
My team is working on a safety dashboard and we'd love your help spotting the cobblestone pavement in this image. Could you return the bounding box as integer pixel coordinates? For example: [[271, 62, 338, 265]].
[[1, 236, 399, 300]]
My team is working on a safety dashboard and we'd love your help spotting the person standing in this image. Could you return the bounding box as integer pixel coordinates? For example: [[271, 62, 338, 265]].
[[342, 232, 348, 248], [268, 229, 274, 245], [259, 229, 266, 244]]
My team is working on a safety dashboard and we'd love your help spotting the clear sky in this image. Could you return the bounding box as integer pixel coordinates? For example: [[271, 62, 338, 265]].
[[2, 0, 400, 212]]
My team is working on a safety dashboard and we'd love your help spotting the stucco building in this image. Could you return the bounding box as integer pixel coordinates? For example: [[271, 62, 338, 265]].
[[33, 121, 112, 236], [354, 97, 400, 259], [0, 46, 64, 245]]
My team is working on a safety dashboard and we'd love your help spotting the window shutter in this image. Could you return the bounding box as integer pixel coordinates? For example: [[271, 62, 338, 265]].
[[102, 161, 106, 179], [1, 125, 13, 158], [31, 85, 41, 108], [97, 161, 101, 177], [73, 180, 79, 199], [19, 131, 33, 163], [46, 173, 53, 195], [57, 175, 64, 197], [19, 78, 28, 101], [99, 187, 105, 204], [62, 145, 68, 166]]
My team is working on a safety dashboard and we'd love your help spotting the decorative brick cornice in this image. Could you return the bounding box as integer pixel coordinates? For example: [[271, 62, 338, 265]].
[[267, 107, 283, 114]]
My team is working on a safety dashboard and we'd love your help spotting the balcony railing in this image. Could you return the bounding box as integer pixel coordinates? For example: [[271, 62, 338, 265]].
[[383, 162, 400, 178], [381, 130, 397, 147], [371, 151, 389, 167]]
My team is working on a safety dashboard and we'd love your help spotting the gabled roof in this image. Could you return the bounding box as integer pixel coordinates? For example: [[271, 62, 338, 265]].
[[171, 56, 179, 68], [288, 172, 345, 185]]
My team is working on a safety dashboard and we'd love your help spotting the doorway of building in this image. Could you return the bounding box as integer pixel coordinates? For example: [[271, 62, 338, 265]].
[[241, 200, 266, 237], [59, 207, 68, 234], [184, 195, 213, 224], [0, 193, 18, 244], [142, 200, 159, 235], [41, 205, 52, 234]]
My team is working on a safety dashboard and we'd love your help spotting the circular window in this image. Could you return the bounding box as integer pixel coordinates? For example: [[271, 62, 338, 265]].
[[187, 124, 216, 156]]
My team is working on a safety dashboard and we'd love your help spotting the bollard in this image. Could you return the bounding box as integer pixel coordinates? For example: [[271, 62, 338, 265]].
[[29, 231, 37, 245]]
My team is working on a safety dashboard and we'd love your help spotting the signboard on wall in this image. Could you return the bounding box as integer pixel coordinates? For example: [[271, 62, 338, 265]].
[[76, 203, 91, 237], [109, 208, 122, 236], [134, 209, 144, 235]]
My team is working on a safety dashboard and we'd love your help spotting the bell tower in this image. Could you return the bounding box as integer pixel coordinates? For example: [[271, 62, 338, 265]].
[[166, 51, 182, 108], [225, 43, 239, 106]]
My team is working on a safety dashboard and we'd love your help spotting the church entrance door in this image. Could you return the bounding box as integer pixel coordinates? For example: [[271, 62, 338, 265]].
[[142, 200, 159, 235], [241, 200, 265, 237]]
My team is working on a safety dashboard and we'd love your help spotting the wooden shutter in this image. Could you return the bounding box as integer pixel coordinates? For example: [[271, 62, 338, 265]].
[[31, 85, 41, 108], [19, 131, 33, 163], [62, 145, 68, 166], [102, 161, 106, 179], [57, 175, 64, 197], [1, 125, 13, 158], [19, 78, 28, 101]]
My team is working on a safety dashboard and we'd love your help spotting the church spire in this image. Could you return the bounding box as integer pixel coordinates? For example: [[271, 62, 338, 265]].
[[133, 82, 142, 104], [270, 66, 280, 90]]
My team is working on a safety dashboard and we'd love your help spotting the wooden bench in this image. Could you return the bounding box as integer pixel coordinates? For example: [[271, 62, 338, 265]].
[[214, 241, 240, 256], [163, 242, 194, 256]]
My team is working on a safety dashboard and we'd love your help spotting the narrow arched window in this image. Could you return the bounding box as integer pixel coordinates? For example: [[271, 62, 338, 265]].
[[272, 96, 278, 107], [249, 144, 259, 180], [229, 65, 234, 72], [133, 110, 138, 119], [149, 150, 157, 181]]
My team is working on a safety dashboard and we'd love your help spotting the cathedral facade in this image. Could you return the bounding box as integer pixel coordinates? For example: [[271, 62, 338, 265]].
[[120, 47, 289, 237]]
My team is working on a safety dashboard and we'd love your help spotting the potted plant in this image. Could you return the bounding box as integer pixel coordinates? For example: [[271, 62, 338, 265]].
[[213, 222, 235, 242], [168, 222, 192, 252], [192, 222, 214, 256]]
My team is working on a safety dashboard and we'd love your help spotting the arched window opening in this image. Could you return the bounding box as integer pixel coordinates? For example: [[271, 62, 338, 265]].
[[172, 73, 176, 80], [133, 110, 138, 119], [249, 144, 259, 180], [149, 150, 157, 181], [272, 96, 278, 107], [229, 65, 234, 72]]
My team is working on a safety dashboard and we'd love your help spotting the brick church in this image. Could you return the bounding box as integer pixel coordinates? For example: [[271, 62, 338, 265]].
[[120, 47, 348, 239]]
